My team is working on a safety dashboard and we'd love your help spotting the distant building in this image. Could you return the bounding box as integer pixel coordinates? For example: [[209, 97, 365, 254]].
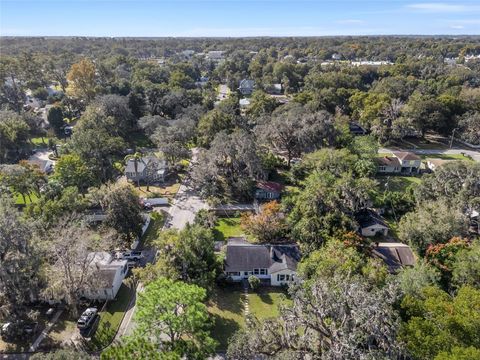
[[238, 79, 255, 95], [254, 181, 283, 200], [224, 238, 301, 286], [239, 98, 251, 108], [206, 51, 225, 62], [331, 53, 342, 60], [266, 83, 283, 95], [355, 208, 389, 237], [125, 156, 167, 184], [25, 158, 54, 174], [375, 152, 421, 174], [349, 122, 367, 135]]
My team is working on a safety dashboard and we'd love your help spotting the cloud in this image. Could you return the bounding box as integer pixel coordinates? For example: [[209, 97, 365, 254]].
[[406, 3, 480, 13], [450, 25, 465, 29]]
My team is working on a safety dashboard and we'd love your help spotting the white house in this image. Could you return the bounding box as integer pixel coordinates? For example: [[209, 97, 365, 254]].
[[224, 238, 301, 286], [375, 151, 421, 174], [79, 252, 128, 301], [125, 156, 167, 184], [355, 209, 389, 237]]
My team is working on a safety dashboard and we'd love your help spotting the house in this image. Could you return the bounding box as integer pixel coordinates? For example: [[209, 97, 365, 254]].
[[349, 122, 367, 135], [426, 159, 456, 172], [375, 151, 421, 174], [26, 158, 54, 174], [79, 252, 128, 301], [371, 242, 415, 272], [355, 208, 389, 237], [266, 84, 283, 95], [238, 79, 255, 96], [125, 156, 167, 184], [394, 152, 421, 173], [224, 238, 301, 286], [255, 181, 284, 200], [331, 53, 342, 60], [239, 98, 251, 108], [206, 51, 225, 62]]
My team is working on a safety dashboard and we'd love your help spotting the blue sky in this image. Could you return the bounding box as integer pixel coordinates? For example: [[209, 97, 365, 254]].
[[1, 1, 480, 37]]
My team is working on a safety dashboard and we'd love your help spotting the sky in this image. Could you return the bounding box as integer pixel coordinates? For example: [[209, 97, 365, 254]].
[[1, 1, 480, 37]]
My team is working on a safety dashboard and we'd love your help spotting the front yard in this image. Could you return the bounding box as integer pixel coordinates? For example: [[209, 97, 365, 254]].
[[87, 283, 135, 351]]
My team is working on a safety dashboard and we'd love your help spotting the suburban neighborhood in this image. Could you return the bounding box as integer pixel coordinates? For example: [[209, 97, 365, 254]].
[[1, 11, 480, 360]]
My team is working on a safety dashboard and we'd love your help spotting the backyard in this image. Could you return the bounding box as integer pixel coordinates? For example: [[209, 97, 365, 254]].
[[213, 217, 245, 242], [376, 176, 422, 193], [208, 285, 290, 351]]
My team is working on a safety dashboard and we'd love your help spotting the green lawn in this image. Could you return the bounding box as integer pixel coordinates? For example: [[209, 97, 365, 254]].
[[88, 284, 134, 351], [249, 287, 291, 320], [141, 211, 165, 248], [208, 286, 245, 351], [420, 154, 474, 162], [14, 191, 39, 205], [207, 285, 290, 351], [376, 176, 421, 193], [213, 217, 244, 242]]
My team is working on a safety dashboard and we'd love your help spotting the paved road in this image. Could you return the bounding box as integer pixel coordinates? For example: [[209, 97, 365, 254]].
[[379, 147, 480, 163]]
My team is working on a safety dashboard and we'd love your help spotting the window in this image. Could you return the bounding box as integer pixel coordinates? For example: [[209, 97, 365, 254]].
[[277, 274, 286, 281], [244, 271, 249, 276], [227, 272, 240, 276], [260, 269, 267, 275], [254, 269, 260, 275], [379, 166, 386, 171], [285, 275, 290, 281]]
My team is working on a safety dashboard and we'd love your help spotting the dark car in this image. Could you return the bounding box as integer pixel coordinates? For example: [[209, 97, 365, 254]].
[[77, 308, 98, 330]]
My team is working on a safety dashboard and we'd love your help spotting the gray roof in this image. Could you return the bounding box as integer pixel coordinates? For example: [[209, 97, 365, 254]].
[[125, 156, 166, 173], [372, 242, 415, 272], [355, 209, 388, 229], [239, 79, 255, 89], [97, 268, 118, 288], [224, 240, 301, 273]]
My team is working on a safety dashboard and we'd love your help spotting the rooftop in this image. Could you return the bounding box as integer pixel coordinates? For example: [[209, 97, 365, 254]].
[[256, 181, 284, 193]]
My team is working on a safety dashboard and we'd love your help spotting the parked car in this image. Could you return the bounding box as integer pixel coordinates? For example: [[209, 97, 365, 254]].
[[1, 321, 38, 340], [117, 250, 143, 261], [77, 308, 98, 329]]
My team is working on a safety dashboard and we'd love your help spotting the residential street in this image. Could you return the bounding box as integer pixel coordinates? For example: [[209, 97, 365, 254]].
[[379, 147, 480, 163]]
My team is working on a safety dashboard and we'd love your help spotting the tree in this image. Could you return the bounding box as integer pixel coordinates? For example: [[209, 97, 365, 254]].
[[136, 224, 217, 291], [151, 118, 195, 165], [228, 275, 405, 359], [116, 278, 217, 359], [248, 275, 261, 291], [52, 154, 93, 193], [288, 171, 376, 253], [400, 286, 480, 360], [197, 109, 235, 147], [93, 94, 135, 136], [0, 110, 30, 162], [397, 262, 440, 297], [101, 183, 143, 244], [241, 201, 288, 243], [0, 197, 41, 321], [245, 90, 279, 118], [30, 349, 90, 360], [451, 241, 480, 290], [398, 200, 469, 255], [257, 105, 337, 166], [66, 58, 97, 102], [425, 237, 469, 285], [47, 106, 66, 137], [435, 347, 480, 360], [0, 163, 46, 203], [43, 218, 100, 315]]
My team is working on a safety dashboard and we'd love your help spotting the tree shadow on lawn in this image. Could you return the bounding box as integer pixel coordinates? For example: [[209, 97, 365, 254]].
[[211, 314, 242, 351], [209, 285, 244, 313]]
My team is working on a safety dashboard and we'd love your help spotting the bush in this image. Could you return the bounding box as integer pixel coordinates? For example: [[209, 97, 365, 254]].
[[248, 275, 260, 291], [32, 87, 49, 101]]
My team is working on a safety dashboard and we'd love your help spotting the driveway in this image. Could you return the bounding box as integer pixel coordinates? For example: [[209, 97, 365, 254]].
[[379, 147, 480, 163], [166, 148, 208, 230]]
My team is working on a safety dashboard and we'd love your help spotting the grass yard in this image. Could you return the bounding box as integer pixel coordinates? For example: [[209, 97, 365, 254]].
[[213, 217, 244, 242], [208, 285, 290, 351], [208, 286, 245, 351], [88, 284, 134, 351], [249, 287, 291, 320], [141, 211, 165, 248], [14, 191, 39, 205], [376, 176, 421, 193], [420, 154, 474, 162], [137, 183, 181, 200]]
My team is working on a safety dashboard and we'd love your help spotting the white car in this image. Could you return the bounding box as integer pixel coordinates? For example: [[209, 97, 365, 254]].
[[77, 308, 98, 329]]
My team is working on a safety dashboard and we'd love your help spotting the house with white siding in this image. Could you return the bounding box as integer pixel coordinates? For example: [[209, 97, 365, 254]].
[[224, 238, 301, 286]]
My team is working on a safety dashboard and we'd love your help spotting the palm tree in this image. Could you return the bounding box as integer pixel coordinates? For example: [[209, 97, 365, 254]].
[[124, 152, 143, 188]]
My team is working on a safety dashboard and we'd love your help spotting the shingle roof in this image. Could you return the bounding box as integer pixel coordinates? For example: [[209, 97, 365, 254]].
[[355, 209, 388, 229], [393, 151, 421, 161], [224, 240, 301, 274], [375, 156, 401, 167], [256, 181, 284, 193], [372, 242, 415, 272]]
